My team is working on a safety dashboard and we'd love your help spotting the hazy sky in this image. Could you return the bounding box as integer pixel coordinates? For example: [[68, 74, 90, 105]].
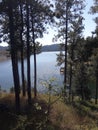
[[0, 0, 97, 46]]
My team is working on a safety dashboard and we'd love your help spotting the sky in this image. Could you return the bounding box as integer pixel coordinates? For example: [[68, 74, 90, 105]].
[[0, 0, 97, 46], [37, 0, 97, 45], [83, 0, 96, 37]]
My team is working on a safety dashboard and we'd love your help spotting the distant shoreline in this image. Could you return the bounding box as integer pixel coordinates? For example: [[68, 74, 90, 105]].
[[0, 55, 10, 62], [0, 50, 10, 62]]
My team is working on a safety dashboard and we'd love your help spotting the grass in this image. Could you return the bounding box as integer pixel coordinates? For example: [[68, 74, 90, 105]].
[[0, 93, 98, 130]]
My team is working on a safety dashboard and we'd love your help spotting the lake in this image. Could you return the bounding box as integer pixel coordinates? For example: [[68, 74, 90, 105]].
[[0, 51, 64, 92]]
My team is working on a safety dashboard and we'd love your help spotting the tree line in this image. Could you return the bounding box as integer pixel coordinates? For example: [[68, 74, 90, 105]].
[[0, 0, 98, 112], [55, 0, 98, 104], [0, 0, 54, 112]]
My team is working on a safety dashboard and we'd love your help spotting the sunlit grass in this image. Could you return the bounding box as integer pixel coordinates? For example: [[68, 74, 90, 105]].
[[0, 92, 98, 130]]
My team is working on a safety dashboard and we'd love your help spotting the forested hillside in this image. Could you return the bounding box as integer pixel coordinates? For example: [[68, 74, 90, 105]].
[[0, 46, 8, 51], [41, 44, 61, 52], [0, 44, 61, 52], [0, 0, 98, 130]]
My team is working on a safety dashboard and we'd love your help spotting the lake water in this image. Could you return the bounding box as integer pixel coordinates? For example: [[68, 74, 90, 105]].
[[0, 52, 64, 92]]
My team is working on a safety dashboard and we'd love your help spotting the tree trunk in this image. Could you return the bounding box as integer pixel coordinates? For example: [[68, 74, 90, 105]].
[[26, 0, 32, 104], [69, 62, 72, 102], [69, 43, 74, 102], [81, 85, 84, 101], [64, 0, 68, 93], [20, 1, 26, 97], [8, 0, 20, 112], [31, 12, 37, 98], [95, 71, 98, 104], [33, 40, 37, 98]]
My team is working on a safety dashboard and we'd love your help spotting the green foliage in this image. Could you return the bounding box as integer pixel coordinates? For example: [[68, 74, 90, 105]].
[[40, 78, 62, 116], [0, 93, 98, 130], [0, 95, 48, 130], [73, 60, 91, 100], [31, 42, 42, 54], [56, 51, 65, 66], [84, 36, 98, 62], [72, 101, 91, 116], [90, 0, 98, 14], [80, 100, 98, 111]]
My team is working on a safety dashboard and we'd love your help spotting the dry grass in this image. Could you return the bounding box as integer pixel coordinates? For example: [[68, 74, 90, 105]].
[[49, 99, 98, 130], [0, 93, 98, 130], [50, 101, 79, 129]]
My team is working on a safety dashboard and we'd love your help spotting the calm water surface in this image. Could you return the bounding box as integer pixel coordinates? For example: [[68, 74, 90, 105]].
[[0, 52, 64, 92]]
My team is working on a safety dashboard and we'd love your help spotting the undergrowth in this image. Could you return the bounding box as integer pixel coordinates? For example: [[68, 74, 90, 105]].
[[0, 93, 98, 130]]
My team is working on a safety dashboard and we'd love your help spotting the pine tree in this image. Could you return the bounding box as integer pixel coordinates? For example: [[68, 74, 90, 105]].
[[90, 0, 98, 104], [29, 0, 54, 98], [0, 0, 21, 112], [19, 0, 26, 97], [26, 0, 32, 104], [54, 0, 85, 97]]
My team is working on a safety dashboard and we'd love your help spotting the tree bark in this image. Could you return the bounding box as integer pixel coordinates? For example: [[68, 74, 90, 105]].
[[31, 12, 37, 98], [33, 36, 37, 98], [95, 70, 98, 104], [26, 0, 32, 104], [20, 1, 26, 97], [69, 62, 72, 102], [64, 0, 68, 93], [69, 43, 74, 102], [8, 0, 20, 112]]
